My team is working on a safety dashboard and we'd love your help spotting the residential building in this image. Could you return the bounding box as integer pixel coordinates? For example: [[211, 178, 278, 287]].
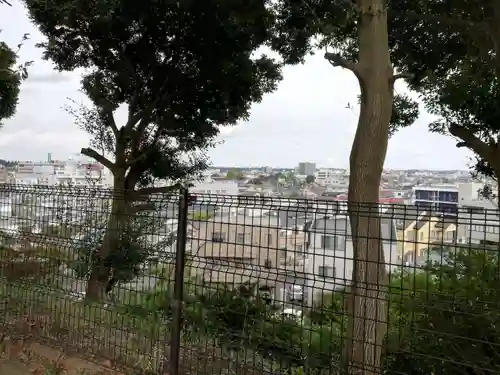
[[386, 205, 457, 264], [297, 162, 316, 176], [314, 168, 349, 188], [412, 182, 487, 214], [456, 209, 500, 245], [190, 212, 307, 293], [0, 166, 8, 184], [458, 182, 497, 210], [191, 180, 239, 195], [303, 214, 399, 305], [412, 184, 459, 213], [193, 221, 273, 284]]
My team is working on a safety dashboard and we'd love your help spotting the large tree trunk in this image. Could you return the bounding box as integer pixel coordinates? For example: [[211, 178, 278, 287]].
[[343, 0, 393, 374], [85, 172, 129, 301]]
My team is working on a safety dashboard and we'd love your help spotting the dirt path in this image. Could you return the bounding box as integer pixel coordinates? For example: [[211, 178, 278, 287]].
[[0, 360, 32, 374]]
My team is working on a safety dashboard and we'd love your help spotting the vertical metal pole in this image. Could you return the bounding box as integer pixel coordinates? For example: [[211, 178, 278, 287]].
[[162, 188, 189, 375]]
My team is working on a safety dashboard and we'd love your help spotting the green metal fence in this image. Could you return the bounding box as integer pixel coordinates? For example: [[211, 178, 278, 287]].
[[0, 184, 498, 375]]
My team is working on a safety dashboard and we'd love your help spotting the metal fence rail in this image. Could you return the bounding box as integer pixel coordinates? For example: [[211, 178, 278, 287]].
[[0, 184, 498, 375]]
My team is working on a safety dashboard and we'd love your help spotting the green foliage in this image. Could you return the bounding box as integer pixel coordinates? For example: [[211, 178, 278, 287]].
[[0, 31, 32, 127], [308, 291, 345, 326], [305, 175, 315, 184], [71, 208, 174, 284], [189, 211, 214, 221], [135, 281, 340, 371], [388, 1, 500, 179], [271, 0, 419, 135], [385, 248, 500, 374], [0, 41, 19, 126], [225, 168, 244, 180]]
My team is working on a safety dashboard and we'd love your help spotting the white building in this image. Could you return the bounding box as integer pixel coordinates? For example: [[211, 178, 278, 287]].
[[190, 180, 239, 195], [303, 214, 400, 305], [314, 168, 349, 188]]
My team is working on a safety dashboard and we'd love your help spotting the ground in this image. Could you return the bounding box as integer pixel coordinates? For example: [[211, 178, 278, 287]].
[[0, 337, 122, 375], [0, 360, 31, 375]]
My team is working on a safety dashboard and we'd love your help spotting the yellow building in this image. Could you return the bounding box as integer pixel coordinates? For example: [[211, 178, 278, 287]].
[[386, 206, 457, 264]]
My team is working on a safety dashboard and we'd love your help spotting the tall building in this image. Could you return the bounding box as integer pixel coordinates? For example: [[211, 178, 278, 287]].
[[297, 162, 316, 176]]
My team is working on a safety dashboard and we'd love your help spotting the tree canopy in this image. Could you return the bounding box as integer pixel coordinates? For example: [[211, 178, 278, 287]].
[[25, 0, 282, 192], [24, 0, 284, 301], [0, 41, 24, 125], [388, 1, 500, 189]]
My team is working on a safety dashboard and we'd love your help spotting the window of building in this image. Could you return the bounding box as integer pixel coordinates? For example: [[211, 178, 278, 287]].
[[236, 232, 246, 243], [419, 232, 424, 241], [212, 231, 225, 242], [318, 266, 335, 278], [321, 235, 345, 251], [264, 259, 272, 268], [267, 233, 273, 245], [321, 235, 335, 249]]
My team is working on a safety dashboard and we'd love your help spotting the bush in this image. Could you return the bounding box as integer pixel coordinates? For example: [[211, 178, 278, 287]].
[[384, 248, 500, 374]]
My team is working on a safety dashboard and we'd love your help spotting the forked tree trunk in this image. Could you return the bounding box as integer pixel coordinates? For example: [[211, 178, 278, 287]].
[[85, 173, 129, 301], [343, 0, 393, 374]]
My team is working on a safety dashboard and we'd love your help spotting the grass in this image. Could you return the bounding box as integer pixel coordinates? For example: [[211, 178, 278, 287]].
[[0, 277, 269, 375], [0, 278, 168, 373]]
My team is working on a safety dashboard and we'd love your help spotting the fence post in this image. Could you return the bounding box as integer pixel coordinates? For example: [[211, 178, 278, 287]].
[[162, 188, 189, 375]]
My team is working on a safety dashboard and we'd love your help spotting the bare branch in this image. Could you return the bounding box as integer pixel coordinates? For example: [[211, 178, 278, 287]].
[[80, 147, 115, 171], [324, 52, 361, 80]]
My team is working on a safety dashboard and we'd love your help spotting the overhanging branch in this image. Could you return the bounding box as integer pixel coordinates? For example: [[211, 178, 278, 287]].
[[80, 147, 115, 171], [449, 124, 494, 162], [324, 52, 361, 80]]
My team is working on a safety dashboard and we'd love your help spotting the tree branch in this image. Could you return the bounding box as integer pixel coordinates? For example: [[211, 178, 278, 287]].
[[324, 52, 361, 79], [101, 106, 118, 138], [449, 124, 495, 162], [124, 56, 170, 133], [392, 73, 413, 82], [131, 203, 156, 213], [80, 147, 115, 171]]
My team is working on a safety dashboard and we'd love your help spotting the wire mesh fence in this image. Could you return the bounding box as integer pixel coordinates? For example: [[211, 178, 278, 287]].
[[0, 184, 498, 375]]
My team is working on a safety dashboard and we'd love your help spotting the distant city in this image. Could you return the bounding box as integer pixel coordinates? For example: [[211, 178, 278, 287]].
[[0, 154, 495, 216]]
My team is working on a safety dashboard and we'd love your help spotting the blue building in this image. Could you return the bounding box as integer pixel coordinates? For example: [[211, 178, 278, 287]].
[[412, 185, 459, 214]]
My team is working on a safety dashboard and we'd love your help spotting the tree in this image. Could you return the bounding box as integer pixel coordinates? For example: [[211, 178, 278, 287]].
[[0, 32, 31, 127], [388, 1, 500, 199], [25, 0, 282, 300], [305, 174, 315, 184], [225, 168, 244, 180], [271, 1, 419, 373]]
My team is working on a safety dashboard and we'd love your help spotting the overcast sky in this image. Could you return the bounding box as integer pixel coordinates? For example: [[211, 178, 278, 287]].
[[0, 2, 474, 170]]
